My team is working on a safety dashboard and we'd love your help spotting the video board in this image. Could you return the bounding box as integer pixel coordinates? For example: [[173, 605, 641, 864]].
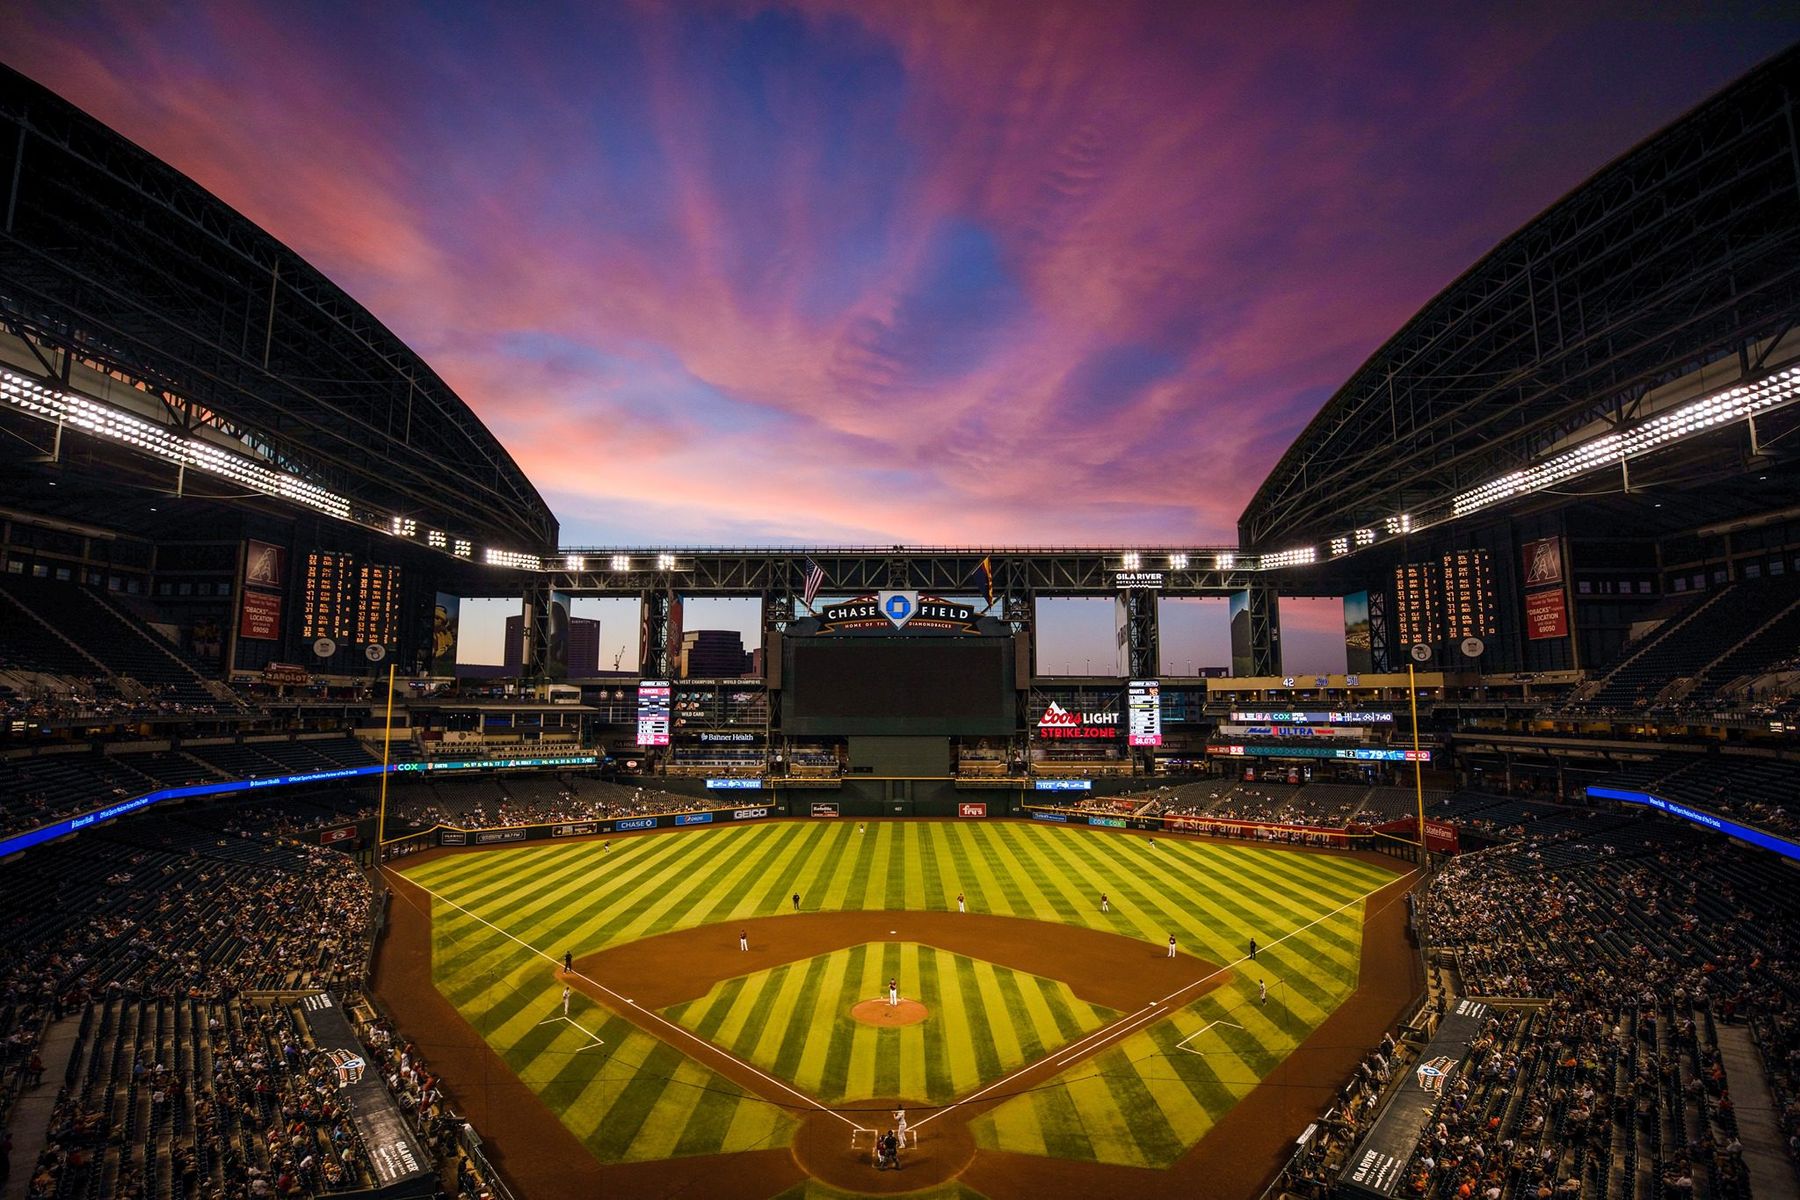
[[783, 637, 1013, 735]]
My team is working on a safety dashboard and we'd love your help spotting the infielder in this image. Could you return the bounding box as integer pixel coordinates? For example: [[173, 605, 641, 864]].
[[739, 929, 748, 952], [1167, 934, 1177, 958], [562, 985, 571, 1017], [957, 892, 965, 913]]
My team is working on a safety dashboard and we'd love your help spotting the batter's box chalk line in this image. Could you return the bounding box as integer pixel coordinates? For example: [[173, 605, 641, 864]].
[[1175, 1018, 1245, 1055], [535, 1014, 607, 1052]]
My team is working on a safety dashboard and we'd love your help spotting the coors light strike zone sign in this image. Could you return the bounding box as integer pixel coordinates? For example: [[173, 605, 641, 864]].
[[1035, 701, 1122, 740]]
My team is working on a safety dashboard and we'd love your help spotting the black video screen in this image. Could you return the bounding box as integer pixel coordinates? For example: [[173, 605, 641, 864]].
[[784, 637, 1014, 734]]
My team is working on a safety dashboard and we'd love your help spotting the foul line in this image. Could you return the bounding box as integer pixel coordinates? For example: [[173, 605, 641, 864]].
[[915, 867, 1418, 1130], [384, 867, 868, 1132]]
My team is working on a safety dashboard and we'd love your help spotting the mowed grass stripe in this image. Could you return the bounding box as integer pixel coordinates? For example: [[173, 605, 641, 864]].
[[816, 944, 868, 1097], [897, 942, 927, 1100], [981, 823, 1087, 927], [765, 953, 832, 1084], [752, 819, 838, 914], [912, 822, 942, 910], [793, 947, 856, 1094], [915, 947, 954, 1098], [694, 820, 823, 927], [985, 823, 1074, 920], [1023, 823, 1180, 943]]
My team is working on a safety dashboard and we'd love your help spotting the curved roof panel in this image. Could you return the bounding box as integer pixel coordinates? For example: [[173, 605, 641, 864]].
[[1239, 46, 1800, 552], [0, 64, 556, 551]]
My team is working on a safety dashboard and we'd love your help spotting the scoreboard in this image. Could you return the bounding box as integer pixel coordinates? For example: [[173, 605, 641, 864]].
[[301, 552, 353, 641], [1127, 679, 1162, 746], [301, 552, 401, 645], [354, 564, 401, 646], [1440, 550, 1495, 640], [636, 681, 672, 746], [1393, 551, 1495, 647], [1392, 563, 1440, 648]]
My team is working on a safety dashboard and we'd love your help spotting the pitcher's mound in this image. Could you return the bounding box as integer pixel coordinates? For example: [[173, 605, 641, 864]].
[[851, 998, 928, 1027]]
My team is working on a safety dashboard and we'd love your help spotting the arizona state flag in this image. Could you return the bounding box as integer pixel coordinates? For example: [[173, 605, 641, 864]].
[[977, 556, 995, 607]]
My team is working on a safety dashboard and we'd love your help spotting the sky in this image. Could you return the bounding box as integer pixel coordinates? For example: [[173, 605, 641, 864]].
[[3, 2, 1796, 672]]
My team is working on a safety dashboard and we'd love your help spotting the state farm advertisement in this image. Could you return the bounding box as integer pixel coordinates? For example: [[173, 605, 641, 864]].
[[1524, 589, 1567, 640]]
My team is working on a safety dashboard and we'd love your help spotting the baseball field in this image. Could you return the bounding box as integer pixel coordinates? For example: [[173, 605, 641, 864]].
[[376, 818, 1419, 1199]]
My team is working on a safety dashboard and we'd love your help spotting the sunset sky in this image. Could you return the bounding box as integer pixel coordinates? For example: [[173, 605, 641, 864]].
[[3, 3, 1795, 671]]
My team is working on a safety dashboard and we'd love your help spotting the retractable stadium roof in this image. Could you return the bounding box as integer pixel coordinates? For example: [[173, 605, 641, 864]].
[[1239, 45, 1800, 555], [0, 63, 556, 554]]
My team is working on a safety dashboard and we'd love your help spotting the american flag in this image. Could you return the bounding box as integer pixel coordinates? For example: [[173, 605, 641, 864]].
[[801, 556, 825, 608]]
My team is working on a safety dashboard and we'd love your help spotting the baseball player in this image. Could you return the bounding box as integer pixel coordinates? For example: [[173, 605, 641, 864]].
[[562, 985, 571, 1017], [792, 892, 801, 912], [1167, 934, 1177, 958], [1249, 936, 1257, 961], [1259, 979, 1268, 1006], [1101, 893, 1110, 913], [888, 977, 899, 1007], [739, 929, 749, 952], [957, 892, 965, 913]]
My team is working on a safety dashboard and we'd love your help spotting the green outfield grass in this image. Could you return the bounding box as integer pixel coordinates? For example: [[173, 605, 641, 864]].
[[969, 905, 1363, 1167], [666, 942, 1116, 1103], [400, 820, 1398, 1169]]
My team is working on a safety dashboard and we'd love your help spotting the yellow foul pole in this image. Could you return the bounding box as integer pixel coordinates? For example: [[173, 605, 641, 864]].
[[377, 661, 397, 846], [1408, 661, 1425, 862]]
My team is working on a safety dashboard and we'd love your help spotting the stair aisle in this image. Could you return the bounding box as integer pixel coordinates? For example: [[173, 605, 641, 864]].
[[1714, 1023, 1795, 1199]]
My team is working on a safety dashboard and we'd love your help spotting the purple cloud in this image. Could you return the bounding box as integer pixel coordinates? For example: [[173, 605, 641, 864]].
[[2, 1, 1795, 550]]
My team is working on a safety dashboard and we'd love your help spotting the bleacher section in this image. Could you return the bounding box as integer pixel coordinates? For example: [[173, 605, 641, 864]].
[[385, 776, 718, 832], [1587, 577, 1800, 709], [1354, 786, 1451, 824], [0, 576, 224, 708], [1588, 753, 1800, 838], [0, 582, 103, 677], [185, 737, 380, 780]]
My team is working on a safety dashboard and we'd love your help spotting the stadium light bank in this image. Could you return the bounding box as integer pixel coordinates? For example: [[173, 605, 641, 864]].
[[1302, 365, 1800, 568]]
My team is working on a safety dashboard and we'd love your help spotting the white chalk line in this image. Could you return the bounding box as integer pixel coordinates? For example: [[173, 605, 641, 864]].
[[1174, 1019, 1245, 1055], [915, 867, 1417, 1129], [533, 1014, 607, 1051], [386, 868, 869, 1132]]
